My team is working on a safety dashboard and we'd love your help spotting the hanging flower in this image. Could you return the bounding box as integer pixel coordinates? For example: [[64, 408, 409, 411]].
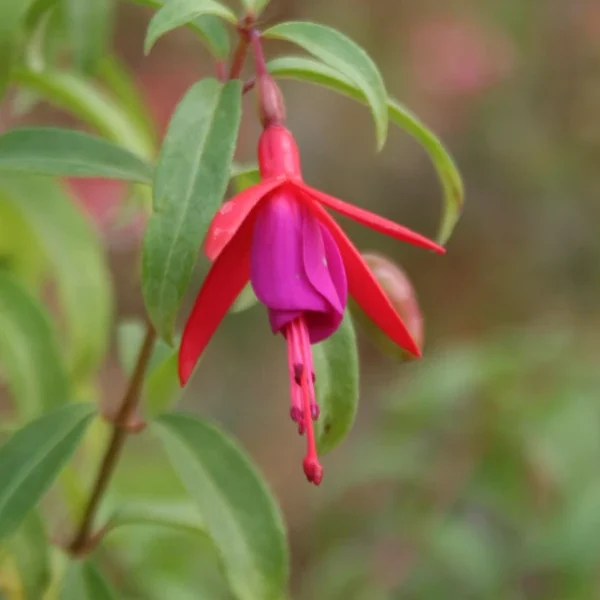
[[178, 80, 445, 485]]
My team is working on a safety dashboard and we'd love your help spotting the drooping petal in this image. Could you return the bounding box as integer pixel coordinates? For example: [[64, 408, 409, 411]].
[[304, 311, 345, 345], [204, 178, 284, 261], [297, 182, 445, 254], [250, 189, 330, 317], [320, 222, 348, 309], [302, 216, 348, 343], [179, 217, 255, 385], [309, 201, 422, 357], [302, 210, 346, 315]]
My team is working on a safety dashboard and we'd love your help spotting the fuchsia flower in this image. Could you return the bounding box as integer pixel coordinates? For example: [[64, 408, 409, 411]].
[[178, 123, 445, 485]]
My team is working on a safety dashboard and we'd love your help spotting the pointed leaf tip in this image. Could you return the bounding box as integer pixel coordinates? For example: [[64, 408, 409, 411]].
[[313, 312, 359, 454], [388, 99, 463, 244]]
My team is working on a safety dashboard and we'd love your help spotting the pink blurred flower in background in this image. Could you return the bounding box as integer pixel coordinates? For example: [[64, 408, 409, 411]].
[[407, 15, 515, 131]]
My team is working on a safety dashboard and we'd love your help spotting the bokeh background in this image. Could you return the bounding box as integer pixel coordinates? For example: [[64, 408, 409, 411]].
[[4, 0, 600, 598]]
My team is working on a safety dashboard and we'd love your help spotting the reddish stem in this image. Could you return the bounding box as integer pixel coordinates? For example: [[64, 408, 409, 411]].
[[249, 29, 268, 77], [242, 77, 256, 94], [68, 325, 157, 555], [229, 18, 254, 79]]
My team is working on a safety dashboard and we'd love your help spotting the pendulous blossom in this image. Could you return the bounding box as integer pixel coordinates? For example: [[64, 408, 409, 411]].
[[178, 105, 444, 485]]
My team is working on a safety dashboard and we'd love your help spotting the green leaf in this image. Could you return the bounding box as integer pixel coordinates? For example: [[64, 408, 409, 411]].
[[0, 128, 153, 183], [313, 312, 359, 454], [97, 55, 158, 150], [0, 404, 95, 540], [146, 351, 180, 414], [129, 0, 230, 59], [264, 23, 389, 149], [24, 0, 60, 30], [117, 319, 148, 375], [155, 413, 289, 600], [8, 511, 51, 600], [230, 284, 258, 314], [63, 0, 116, 72], [191, 14, 231, 59], [142, 78, 242, 343], [117, 319, 180, 414], [388, 100, 463, 244], [267, 56, 464, 243], [238, 0, 270, 17], [61, 561, 118, 600], [0, 272, 70, 418], [145, 0, 236, 54], [12, 69, 155, 159], [0, 192, 45, 286], [230, 163, 260, 192], [117, 319, 173, 374], [0, 176, 112, 381], [108, 500, 207, 537]]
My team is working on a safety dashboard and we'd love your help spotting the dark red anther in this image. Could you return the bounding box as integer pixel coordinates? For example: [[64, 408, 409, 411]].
[[294, 363, 303, 385], [311, 404, 320, 420]]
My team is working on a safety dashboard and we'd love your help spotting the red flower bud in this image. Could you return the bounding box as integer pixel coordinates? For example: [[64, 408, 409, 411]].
[[350, 252, 424, 360], [256, 75, 286, 128]]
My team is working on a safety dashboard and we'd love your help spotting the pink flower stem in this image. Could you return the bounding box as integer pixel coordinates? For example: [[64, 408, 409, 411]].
[[249, 29, 268, 77]]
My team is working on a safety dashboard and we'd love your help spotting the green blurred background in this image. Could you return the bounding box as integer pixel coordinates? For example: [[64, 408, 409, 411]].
[[5, 0, 600, 598]]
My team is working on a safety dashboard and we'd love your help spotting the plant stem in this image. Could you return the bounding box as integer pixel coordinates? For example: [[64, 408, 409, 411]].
[[249, 29, 268, 77], [242, 78, 256, 94], [228, 18, 253, 79], [68, 325, 157, 555]]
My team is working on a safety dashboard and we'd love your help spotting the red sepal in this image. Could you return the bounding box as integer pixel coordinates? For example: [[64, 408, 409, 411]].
[[179, 217, 255, 385], [204, 178, 283, 261], [309, 202, 421, 357], [299, 183, 445, 254]]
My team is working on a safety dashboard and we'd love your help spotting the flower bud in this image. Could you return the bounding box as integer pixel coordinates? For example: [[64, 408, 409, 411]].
[[256, 75, 286, 127], [350, 252, 423, 360]]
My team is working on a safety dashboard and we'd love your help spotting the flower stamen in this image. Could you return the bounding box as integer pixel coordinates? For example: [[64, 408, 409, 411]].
[[285, 316, 323, 485]]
